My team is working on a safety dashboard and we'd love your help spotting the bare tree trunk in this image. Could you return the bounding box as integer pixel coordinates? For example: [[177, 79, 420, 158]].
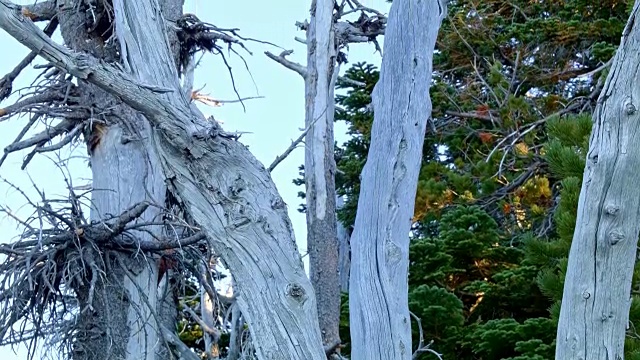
[[201, 258, 221, 359], [305, 0, 341, 349], [348, 1, 446, 359], [556, 2, 640, 358], [0, 0, 328, 357], [52, 1, 182, 358], [75, 123, 164, 360], [337, 196, 350, 293]]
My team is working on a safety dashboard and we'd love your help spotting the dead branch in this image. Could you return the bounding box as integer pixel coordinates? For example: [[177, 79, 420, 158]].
[[338, 76, 366, 87], [265, 50, 307, 78], [343, 0, 385, 17], [0, 113, 40, 168], [21, 0, 56, 22], [0, 18, 58, 102], [162, 325, 201, 360], [0, 89, 64, 118], [410, 311, 443, 360], [3, 119, 75, 155], [268, 114, 322, 172], [181, 301, 221, 337], [114, 231, 206, 251], [445, 110, 498, 123], [34, 124, 83, 153]]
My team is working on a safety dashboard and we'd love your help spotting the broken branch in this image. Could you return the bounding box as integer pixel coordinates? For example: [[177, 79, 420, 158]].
[[0, 17, 58, 102], [268, 115, 321, 172], [265, 50, 307, 78], [20, 0, 56, 22]]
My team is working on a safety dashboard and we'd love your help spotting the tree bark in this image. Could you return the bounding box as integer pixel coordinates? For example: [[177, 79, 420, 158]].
[[305, 0, 341, 349], [0, 1, 327, 359], [348, 1, 446, 359], [52, 1, 182, 358], [337, 196, 350, 293], [556, 2, 640, 358]]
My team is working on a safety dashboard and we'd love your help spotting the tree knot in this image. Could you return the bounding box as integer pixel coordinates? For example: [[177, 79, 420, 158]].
[[609, 229, 625, 245], [286, 283, 307, 301]]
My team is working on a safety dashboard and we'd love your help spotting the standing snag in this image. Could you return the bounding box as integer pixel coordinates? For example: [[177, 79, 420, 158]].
[[556, 1, 640, 358], [347, 1, 446, 359]]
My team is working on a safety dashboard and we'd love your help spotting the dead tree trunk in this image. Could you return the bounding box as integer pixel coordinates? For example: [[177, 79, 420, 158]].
[[304, 0, 341, 349], [556, 2, 640, 358], [337, 196, 350, 293], [53, 1, 182, 359], [348, 1, 446, 359], [265, 2, 387, 351], [0, 0, 327, 358]]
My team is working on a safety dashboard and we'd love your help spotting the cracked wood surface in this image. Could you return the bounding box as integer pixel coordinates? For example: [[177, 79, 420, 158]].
[[556, 2, 640, 359], [0, 0, 325, 358], [347, 1, 446, 359]]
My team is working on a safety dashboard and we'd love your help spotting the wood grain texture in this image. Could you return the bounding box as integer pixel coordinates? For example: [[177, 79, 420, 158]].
[[556, 2, 640, 358], [348, 1, 446, 359], [0, 0, 326, 358], [304, 0, 341, 348]]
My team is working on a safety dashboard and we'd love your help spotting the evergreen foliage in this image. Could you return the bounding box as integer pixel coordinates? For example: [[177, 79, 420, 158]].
[[331, 1, 633, 358]]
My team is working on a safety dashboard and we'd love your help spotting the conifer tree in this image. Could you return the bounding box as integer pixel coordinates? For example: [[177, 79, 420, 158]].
[[330, 1, 632, 358]]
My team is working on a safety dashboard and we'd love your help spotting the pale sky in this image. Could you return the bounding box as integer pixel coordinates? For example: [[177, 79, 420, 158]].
[[0, 0, 388, 357]]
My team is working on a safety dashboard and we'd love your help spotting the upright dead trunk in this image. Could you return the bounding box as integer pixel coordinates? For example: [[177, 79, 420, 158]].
[[556, 2, 640, 358], [305, 0, 341, 349], [53, 1, 182, 359], [348, 1, 445, 359], [336, 196, 350, 293]]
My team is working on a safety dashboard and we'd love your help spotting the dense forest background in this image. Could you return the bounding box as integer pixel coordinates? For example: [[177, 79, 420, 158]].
[[0, 0, 634, 358], [114, 1, 636, 358], [324, 1, 636, 358]]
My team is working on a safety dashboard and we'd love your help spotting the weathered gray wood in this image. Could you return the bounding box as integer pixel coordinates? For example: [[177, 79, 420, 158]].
[[0, 1, 326, 358], [348, 1, 446, 359], [556, 2, 640, 358], [336, 196, 350, 293], [52, 1, 181, 358], [304, 0, 341, 348], [90, 125, 165, 360]]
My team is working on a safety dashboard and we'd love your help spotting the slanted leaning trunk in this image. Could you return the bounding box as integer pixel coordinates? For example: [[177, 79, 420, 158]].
[[556, 2, 640, 358], [305, 0, 341, 349], [348, 1, 446, 359], [0, 0, 328, 357]]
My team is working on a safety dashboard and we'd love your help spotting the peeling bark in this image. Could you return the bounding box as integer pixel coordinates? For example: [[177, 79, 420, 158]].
[[556, 2, 640, 358], [348, 1, 446, 359], [305, 0, 341, 349]]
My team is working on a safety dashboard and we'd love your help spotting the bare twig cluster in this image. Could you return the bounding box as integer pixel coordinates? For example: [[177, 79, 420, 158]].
[[173, 13, 279, 111], [265, 0, 387, 77], [0, 169, 214, 356]]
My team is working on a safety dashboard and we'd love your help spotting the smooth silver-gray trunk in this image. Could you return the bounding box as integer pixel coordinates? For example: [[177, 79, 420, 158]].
[[348, 1, 445, 359], [556, 2, 640, 358]]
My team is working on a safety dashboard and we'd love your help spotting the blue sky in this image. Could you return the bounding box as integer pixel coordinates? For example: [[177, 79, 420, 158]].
[[0, 0, 388, 357]]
